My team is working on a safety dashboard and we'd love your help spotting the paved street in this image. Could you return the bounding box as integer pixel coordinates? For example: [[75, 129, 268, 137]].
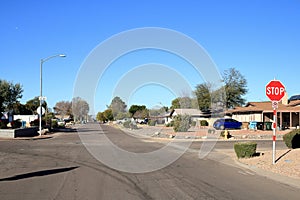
[[0, 123, 299, 200]]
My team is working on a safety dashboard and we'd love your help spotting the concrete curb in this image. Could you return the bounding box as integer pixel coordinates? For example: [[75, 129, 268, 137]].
[[0, 131, 73, 141]]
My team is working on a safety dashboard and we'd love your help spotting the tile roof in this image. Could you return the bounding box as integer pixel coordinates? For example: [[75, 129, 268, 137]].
[[228, 101, 300, 113], [287, 100, 300, 107]]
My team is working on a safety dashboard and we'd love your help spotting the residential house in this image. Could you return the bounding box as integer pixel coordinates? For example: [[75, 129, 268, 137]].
[[167, 109, 214, 125], [227, 100, 300, 129]]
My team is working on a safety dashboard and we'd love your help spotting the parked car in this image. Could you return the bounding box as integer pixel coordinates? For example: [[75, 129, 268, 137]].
[[116, 118, 130, 124], [213, 118, 242, 130]]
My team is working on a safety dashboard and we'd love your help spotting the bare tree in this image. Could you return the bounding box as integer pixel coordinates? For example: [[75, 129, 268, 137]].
[[72, 97, 89, 122], [54, 101, 72, 120], [223, 68, 247, 109]]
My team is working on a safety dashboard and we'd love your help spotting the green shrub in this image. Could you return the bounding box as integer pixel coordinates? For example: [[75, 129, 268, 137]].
[[234, 142, 257, 159], [191, 121, 196, 127], [51, 119, 58, 128], [148, 120, 156, 126], [165, 121, 174, 127], [148, 119, 156, 126], [11, 119, 22, 129], [123, 121, 138, 129], [123, 120, 131, 128], [30, 119, 45, 127], [58, 121, 65, 128], [173, 114, 190, 132], [130, 122, 138, 130], [283, 129, 300, 149], [200, 120, 209, 126], [0, 119, 8, 129], [208, 129, 215, 134]]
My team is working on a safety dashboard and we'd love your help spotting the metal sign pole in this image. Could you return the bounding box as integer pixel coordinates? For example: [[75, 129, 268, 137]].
[[272, 107, 277, 164], [266, 79, 285, 165]]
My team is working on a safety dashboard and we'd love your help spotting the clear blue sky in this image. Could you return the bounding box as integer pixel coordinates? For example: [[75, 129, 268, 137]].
[[1, 0, 300, 114]]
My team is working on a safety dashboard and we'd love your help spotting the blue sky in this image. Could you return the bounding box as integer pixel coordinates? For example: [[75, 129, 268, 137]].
[[1, 0, 300, 114]]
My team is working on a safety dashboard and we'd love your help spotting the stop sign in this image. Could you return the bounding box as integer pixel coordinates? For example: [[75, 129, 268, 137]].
[[266, 80, 285, 101]]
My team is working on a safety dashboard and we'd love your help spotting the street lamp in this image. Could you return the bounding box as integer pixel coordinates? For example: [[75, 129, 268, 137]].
[[39, 54, 66, 136]]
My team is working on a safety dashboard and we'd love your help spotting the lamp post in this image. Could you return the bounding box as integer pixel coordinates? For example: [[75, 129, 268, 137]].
[[39, 54, 66, 136]]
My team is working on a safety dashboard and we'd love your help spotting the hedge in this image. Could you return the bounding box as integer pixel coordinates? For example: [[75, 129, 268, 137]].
[[234, 142, 257, 159], [283, 129, 300, 149]]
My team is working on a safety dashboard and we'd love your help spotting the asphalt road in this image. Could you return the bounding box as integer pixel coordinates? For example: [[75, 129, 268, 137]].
[[0, 123, 298, 200]]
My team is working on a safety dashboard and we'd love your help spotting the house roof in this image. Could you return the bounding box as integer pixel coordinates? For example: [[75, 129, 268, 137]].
[[287, 100, 300, 107], [174, 109, 202, 115], [228, 101, 300, 114]]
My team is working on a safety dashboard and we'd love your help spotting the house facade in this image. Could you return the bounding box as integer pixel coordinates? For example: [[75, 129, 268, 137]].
[[227, 100, 300, 129], [167, 109, 215, 125]]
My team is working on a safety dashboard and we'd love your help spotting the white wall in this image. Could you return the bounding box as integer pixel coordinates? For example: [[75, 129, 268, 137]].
[[13, 115, 38, 126], [232, 113, 262, 122]]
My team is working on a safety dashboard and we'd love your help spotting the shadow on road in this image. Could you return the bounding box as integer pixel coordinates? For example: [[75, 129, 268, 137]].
[[0, 166, 79, 182]]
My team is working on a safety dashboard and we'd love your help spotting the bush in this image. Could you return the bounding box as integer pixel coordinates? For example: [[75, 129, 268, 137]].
[[123, 121, 138, 129], [173, 114, 191, 132], [234, 142, 257, 159], [148, 120, 156, 126], [123, 120, 131, 128], [191, 121, 196, 127], [208, 129, 216, 134], [11, 119, 22, 129], [51, 119, 58, 129], [0, 119, 8, 129], [130, 122, 138, 130], [283, 129, 300, 149], [200, 120, 209, 126], [30, 119, 45, 127], [58, 122, 65, 128], [166, 121, 174, 127]]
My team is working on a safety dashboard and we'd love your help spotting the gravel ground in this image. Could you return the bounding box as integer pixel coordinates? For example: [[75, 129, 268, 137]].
[[237, 149, 300, 180]]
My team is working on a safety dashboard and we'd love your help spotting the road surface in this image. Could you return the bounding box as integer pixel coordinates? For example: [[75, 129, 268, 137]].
[[0, 123, 298, 200]]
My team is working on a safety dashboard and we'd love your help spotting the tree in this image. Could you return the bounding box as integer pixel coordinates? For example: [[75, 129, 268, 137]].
[[54, 101, 72, 120], [194, 83, 212, 111], [128, 105, 147, 118], [72, 97, 89, 122], [149, 106, 168, 117], [12, 102, 32, 115], [108, 96, 127, 118], [96, 112, 106, 122], [0, 79, 23, 112], [25, 97, 47, 114], [103, 109, 114, 121], [133, 109, 149, 119], [115, 112, 129, 120], [170, 98, 180, 109], [223, 68, 247, 109], [170, 97, 194, 109]]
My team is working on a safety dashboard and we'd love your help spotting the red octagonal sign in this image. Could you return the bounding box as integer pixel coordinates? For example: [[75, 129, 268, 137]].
[[266, 80, 285, 101]]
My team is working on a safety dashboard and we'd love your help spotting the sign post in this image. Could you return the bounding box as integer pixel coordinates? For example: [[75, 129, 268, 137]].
[[266, 80, 285, 164]]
